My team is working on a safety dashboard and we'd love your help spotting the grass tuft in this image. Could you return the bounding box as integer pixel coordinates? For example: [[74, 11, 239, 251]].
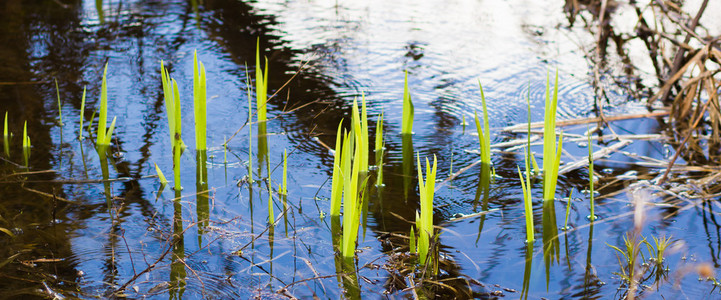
[[542, 70, 563, 202], [256, 38, 269, 123], [193, 50, 208, 151], [416, 153, 437, 265]]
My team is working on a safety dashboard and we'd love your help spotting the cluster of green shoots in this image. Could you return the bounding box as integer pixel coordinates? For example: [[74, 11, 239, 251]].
[[255, 38, 269, 123], [329, 96, 371, 258], [414, 154, 437, 265], [517, 72, 564, 243]]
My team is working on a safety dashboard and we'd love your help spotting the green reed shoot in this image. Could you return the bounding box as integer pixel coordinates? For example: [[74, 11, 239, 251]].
[[193, 50, 207, 151], [22, 121, 30, 166], [409, 226, 416, 254], [55, 79, 63, 127], [79, 86, 86, 140], [281, 148, 288, 195], [588, 133, 596, 221], [401, 71, 414, 135], [475, 81, 491, 165], [3, 111, 9, 157], [542, 71, 563, 201], [351, 96, 369, 172], [256, 38, 269, 122], [330, 121, 344, 216], [416, 153, 437, 265], [160, 61, 183, 190], [96, 64, 117, 146], [563, 190, 573, 230], [375, 113, 385, 186], [87, 109, 96, 137], [519, 89, 534, 243], [155, 163, 168, 186], [341, 132, 364, 258]]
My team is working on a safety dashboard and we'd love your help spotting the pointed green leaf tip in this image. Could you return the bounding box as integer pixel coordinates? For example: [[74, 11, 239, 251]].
[[401, 71, 414, 135]]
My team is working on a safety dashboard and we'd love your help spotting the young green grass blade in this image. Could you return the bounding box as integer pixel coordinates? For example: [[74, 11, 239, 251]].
[[588, 133, 596, 221], [341, 131, 361, 258], [255, 38, 268, 122], [330, 121, 344, 216], [87, 109, 96, 138], [416, 153, 437, 265], [564, 190, 573, 230], [409, 226, 416, 254], [22, 121, 28, 151], [79, 86, 86, 140], [3, 111, 9, 157], [360, 93, 369, 172], [375, 113, 384, 186], [155, 163, 168, 186], [542, 70, 561, 201], [478, 81, 491, 165], [193, 50, 208, 151], [55, 78, 63, 127], [282, 148, 288, 195], [104, 116, 117, 145], [97, 63, 109, 146], [401, 71, 414, 135]]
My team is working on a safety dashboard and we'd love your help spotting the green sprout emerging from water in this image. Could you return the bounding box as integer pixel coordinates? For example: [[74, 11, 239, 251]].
[[96, 63, 117, 147], [4, 111, 9, 157], [401, 71, 414, 135], [22, 121, 30, 167], [160, 61, 183, 191], [588, 132, 596, 221], [256, 38, 269, 123], [330, 121, 344, 217], [475, 81, 491, 166], [375, 112, 384, 186], [193, 50, 207, 151], [281, 149, 288, 195], [55, 79, 63, 127], [542, 71, 563, 202], [519, 87, 535, 243], [416, 153, 437, 266], [79, 86, 86, 140], [155, 163, 168, 187]]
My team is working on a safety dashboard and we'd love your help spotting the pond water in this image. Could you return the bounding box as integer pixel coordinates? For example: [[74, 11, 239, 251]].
[[0, 0, 718, 299]]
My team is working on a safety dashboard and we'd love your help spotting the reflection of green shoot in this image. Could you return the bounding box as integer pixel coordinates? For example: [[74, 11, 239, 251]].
[[268, 181, 275, 223], [246, 65, 254, 184], [542, 71, 563, 201], [96, 63, 117, 146], [401, 71, 414, 135], [416, 153, 437, 265], [223, 136, 228, 164], [330, 121, 344, 216], [193, 50, 207, 151], [55, 79, 63, 127], [155, 163, 168, 186], [588, 133, 596, 221], [3, 111, 9, 157], [563, 190, 573, 230], [79, 86, 86, 140], [255, 38, 269, 122], [475, 81, 491, 166]]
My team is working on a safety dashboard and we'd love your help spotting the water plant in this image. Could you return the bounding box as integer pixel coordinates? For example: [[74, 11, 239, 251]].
[[542, 71, 563, 202], [409, 226, 416, 254], [245, 66, 254, 184], [193, 51, 207, 151], [96, 63, 117, 147], [22, 121, 30, 161], [340, 131, 365, 258], [155, 163, 168, 186], [374, 113, 384, 186], [330, 121, 344, 216], [160, 61, 183, 191], [401, 71, 414, 135], [3, 111, 9, 157], [563, 190, 573, 230], [588, 133, 596, 221], [474, 81, 491, 166], [416, 153, 437, 265], [55, 79, 63, 127], [351, 96, 369, 173], [268, 181, 274, 223], [281, 149, 288, 195], [79, 86, 86, 140], [518, 90, 535, 243], [255, 38, 269, 123]]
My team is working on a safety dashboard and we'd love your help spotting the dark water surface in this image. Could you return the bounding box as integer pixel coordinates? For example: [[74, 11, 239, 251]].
[[0, 0, 718, 299]]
